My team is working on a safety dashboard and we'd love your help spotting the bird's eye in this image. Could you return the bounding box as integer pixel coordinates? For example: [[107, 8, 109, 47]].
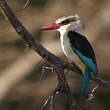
[[60, 19, 70, 25]]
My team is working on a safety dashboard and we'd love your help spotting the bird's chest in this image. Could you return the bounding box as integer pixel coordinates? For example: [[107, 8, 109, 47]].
[[60, 33, 87, 70], [60, 33, 76, 60]]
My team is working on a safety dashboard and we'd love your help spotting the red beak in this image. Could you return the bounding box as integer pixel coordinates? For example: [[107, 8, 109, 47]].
[[40, 23, 60, 30]]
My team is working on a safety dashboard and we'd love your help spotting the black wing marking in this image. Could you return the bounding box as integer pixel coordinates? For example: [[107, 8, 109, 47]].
[[67, 30, 97, 65]]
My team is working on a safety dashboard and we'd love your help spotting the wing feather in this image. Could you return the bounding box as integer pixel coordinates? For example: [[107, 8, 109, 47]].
[[67, 31, 97, 65]]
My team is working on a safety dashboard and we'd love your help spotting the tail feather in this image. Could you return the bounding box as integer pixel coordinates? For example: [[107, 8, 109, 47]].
[[82, 69, 90, 97]]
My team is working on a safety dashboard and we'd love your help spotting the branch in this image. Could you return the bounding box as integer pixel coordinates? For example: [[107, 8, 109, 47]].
[[16, 0, 30, 11], [0, 0, 110, 109]]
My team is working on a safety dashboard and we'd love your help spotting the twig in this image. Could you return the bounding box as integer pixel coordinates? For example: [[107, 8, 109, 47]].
[[49, 93, 56, 110], [87, 84, 99, 101], [40, 66, 54, 80], [16, 0, 30, 11], [41, 96, 51, 110], [41, 89, 58, 110]]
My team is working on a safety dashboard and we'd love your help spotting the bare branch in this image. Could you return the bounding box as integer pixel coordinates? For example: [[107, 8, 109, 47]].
[[16, 0, 30, 11], [87, 84, 99, 101]]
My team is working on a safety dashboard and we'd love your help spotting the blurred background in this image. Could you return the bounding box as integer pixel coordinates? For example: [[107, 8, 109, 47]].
[[0, 0, 110, 110]]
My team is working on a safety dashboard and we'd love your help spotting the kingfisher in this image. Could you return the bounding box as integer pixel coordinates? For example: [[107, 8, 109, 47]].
[[41, 15, 97, 97]]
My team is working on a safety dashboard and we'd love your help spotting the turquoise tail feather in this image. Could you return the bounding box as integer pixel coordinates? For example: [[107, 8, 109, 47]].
[[82, 69, 90, 97]]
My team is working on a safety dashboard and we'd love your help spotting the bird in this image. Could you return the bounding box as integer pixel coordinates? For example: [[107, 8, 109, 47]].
[[41, 15, 97, 97]]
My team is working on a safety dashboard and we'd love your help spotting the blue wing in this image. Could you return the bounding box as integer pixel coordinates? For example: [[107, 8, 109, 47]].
[[72, 47, 97, 73], [72, 48, 97, 97], [67, 30, 97, 97], [68, 30, 97, 73]]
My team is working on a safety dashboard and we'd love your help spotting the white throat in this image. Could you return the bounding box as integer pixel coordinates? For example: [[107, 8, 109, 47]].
[[58, 22, 85, 62]]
